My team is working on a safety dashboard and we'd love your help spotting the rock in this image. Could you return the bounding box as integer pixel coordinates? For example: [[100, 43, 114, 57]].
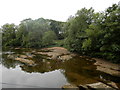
[[8, 54, 35, 61], [62, 84, 79, 89], [46, 57, 52, 60], [93, 58, 120, 71], [86, 82, 118, 89], [36, 47, 75, 61], [52, 54, 58, 60], [92, 58, 120, 77], [65, 82, 120, 90], [42, 59, 46, 62], [15, 47, 20, 50], [20, 55, 28, 59], [7, 55, 15, 59], [78, 85, 89, 90], [32, 50, 36, 53], [96, 66, 120, 77], [87, 82, 110, 88], [15, 57, 35, 66], [115, 83, 120, 89], [26, 53, 35, 58], [19, 53, 35, 59], [4, 51, 14, 54], [28, 55, 35, 58], [71, 53, 77, 57], [46, 61, 50, 65], [7, 54, 18, 59], [108, 82, 119, 89], [60, 55, 72, 61], [27, 54, 35, 58]]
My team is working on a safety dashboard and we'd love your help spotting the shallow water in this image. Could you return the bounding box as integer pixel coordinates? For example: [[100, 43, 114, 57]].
[[1, 48, 120, 88]]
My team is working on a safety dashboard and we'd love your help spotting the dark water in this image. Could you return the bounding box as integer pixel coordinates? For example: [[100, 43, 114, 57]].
[[1, 48, 120, 88]]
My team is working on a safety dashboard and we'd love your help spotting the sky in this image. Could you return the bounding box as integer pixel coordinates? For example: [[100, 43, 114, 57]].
[[0, 0, 120, 26]]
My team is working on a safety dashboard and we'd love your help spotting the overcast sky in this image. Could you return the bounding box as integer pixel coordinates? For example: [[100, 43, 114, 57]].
[[0, 0, 119, 26]]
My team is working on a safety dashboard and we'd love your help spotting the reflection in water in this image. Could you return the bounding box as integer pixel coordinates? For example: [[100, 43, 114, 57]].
[[2, 54, 20, 69], [2, 65, 68, 88], [1, 48, 120, 88]]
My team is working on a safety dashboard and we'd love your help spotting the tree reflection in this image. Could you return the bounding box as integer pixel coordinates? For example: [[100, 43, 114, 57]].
[[1, 54, 19, 69]]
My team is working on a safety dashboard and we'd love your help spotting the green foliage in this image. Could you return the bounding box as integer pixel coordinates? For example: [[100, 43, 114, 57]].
[[54, 40, 64, 47], [64, 8, 94, 52], [49, 20, 64, 39], [2, 23, 17, 47], [64, 3, 120, 63], [1, 2, 120, 63], [42, 31, 57, 46], [1, 18, 64, 48], [82, 38, 91, 50]]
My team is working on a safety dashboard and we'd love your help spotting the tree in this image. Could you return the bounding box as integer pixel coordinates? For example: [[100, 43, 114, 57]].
[[101, 4, 120, 52], [42, 31, 57, 46], [82, 12, 105, 51], [64, 8, 94, 52], [2, 23, 17, 47], [49, 20, 64, 39], [99, 4, 120, 63]]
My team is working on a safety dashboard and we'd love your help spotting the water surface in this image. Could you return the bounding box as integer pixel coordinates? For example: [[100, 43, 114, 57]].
[[1, 48, 120, 88]]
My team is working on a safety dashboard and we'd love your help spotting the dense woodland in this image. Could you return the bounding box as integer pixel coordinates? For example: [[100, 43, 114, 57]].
[[1, 3, 120, 63]]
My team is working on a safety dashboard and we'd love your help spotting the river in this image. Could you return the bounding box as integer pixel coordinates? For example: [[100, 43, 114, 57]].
[[1, 48, 120, 88]]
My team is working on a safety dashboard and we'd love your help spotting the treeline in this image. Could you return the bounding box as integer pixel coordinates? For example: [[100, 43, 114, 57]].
[[64, 4, 120, 63], [1, 18, 64, 48], [1, 3, 120, 63]]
